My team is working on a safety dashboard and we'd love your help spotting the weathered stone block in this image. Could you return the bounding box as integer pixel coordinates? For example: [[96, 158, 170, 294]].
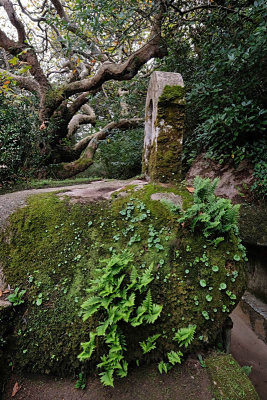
[[142, 71, 185, 183]]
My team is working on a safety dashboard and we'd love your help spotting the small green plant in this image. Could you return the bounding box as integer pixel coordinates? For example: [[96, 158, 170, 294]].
[[158, 324, 197, 374], [179, 177, 240, 239], [140, 334, 161, 354], [173, 325, 196, 348], [198, 354, 206, 368], [7, 287, 26, 306], [75, 372, 86, 390], [200, 279, 207, 287], [241, 365, 252, 376], [78, 251, 163, 387]]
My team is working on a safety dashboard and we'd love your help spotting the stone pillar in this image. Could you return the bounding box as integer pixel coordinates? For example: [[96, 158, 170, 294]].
[[142, 71, 185, 183]]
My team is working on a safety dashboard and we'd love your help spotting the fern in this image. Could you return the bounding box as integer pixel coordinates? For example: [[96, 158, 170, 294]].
[[144, 303, 163, 324], [140, 334, 161, 354], [99, 370, 114, 387], [78, 332, 96, 361], [173, 324, 197, 348], [78, 251, 162, 387], [138, 263, 154, 292], [158, 360, 170, 374], [167, 350, 183, 365], [142, 289, 152, 314], [179, 177, 240, 239]]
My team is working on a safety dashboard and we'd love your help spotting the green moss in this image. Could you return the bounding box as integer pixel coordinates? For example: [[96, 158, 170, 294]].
[[158, 85, 185, 104], [143, 85, 185, 183], [0, 184, 247, 377], [206, 354, 259, 400]]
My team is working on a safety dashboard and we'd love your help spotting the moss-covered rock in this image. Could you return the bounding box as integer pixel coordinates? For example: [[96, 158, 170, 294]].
[[0, 183, 247, 377], [206, 353, 259, 400]]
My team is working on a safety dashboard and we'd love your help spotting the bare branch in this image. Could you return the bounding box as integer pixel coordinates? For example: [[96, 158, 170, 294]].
[[67, 104, 96, 138], [62, 14, 166, 99], [16, 0, 47, 23], [0, 0, 26, 43], [54, 117, 143, 178], [74, 118, 143, 153]]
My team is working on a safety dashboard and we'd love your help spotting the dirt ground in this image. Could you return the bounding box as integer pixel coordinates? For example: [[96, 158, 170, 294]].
[[2, 360, 212, 400]]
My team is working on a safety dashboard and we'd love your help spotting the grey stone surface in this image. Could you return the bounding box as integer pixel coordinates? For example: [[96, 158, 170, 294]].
[[143, 71, 185, 183], [150, 192, 183, 208]]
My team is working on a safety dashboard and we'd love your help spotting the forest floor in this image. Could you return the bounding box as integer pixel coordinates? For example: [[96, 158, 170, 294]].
[[0, 180, 266, 400], [2, 359, 212, 400]]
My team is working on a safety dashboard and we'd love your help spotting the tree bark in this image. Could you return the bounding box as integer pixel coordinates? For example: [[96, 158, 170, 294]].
[[51, 118, 143, 179]]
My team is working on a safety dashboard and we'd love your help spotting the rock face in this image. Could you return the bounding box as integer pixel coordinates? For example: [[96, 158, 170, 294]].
[[142, 71, 185, 183], [186, 154, 255, 204], [0, 182, 247, 377]]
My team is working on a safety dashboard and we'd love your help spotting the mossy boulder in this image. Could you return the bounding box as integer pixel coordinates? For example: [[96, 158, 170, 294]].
[[0, 183, 247, 377]]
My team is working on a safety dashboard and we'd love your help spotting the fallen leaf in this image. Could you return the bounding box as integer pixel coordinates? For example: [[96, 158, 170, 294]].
[[186, 186, 194, 193], [0, 290, 2, 297], [40, 121, 46, 130], [3, 289, 10, 294], [11, 382, 21, 397], [181, 222, 185, 228]]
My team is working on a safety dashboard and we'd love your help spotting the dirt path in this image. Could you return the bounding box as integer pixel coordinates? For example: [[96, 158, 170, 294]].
[[231, 305, 267, 400], [0, 179, 147, 230]]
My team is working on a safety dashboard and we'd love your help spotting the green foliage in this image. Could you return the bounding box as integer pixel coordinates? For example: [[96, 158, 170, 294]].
[[95, 127, 144, 179], [78, 251, 162, 386], [140, 334, 161, 354], [173, 325, 196, 348], [75, 372, 86, 390], [159, 1, 266, 197], [241, 365, 252, 376], [167, 350, 183, 365], [179, 177, 239, 239], [251, 161, 267, 198], [0, 94, 43, 186], [158, 360, 169, 374], [7, 288, 26, 306]]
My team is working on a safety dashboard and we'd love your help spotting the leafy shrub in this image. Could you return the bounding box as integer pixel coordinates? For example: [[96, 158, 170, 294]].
[[160, 1, 267, 198], [179, 177, 239, 239], [0, 94, 43, 185], [97, 127, 144, 179]]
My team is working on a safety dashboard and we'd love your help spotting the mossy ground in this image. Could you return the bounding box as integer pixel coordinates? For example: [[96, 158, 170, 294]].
[[0, 183, 247, 378], [206, 353, 259, 400]]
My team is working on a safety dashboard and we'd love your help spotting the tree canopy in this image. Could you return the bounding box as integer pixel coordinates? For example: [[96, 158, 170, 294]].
[[0, 0, 266, 185]]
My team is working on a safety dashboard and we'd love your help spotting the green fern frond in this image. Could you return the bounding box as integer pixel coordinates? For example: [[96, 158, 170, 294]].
[[138, 263, 154, 292], [99, 370, 114, 387], [142, 289, 152, 314], [144, 303, 163, 324], [140, 333, 161, 354], [167, 350, 183, 365], [158, 360, 170, 374], [173, 324, 197, 348]]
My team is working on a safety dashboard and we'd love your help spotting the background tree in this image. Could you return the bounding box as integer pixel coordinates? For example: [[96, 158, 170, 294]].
[[0, 0, 266, 186]]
